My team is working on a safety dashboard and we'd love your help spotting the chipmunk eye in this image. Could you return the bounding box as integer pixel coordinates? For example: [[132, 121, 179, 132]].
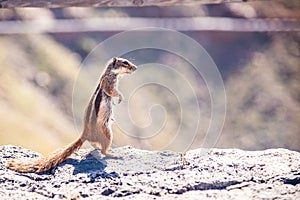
[[123, 61, 129, 66]]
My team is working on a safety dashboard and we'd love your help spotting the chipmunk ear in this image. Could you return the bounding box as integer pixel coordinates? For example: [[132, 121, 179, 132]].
[[112, 57, 117, 67]]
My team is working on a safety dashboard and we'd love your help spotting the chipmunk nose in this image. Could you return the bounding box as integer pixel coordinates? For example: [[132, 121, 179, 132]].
[[131, 65, 137, 71]]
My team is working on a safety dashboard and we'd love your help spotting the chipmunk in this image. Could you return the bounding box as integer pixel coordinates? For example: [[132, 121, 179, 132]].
[[6, 57, 137, 173]]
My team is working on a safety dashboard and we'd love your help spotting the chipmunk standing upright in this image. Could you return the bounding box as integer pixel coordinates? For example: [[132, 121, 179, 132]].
[[6, 57, 137, 173]]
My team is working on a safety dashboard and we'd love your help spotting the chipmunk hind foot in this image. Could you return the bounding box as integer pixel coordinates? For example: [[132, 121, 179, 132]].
[[90, 142, 117, 158], [101, 151, 117, 158]]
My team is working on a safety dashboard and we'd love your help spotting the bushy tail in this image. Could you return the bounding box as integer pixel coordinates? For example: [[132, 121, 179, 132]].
[[6, 137, 84, 173]]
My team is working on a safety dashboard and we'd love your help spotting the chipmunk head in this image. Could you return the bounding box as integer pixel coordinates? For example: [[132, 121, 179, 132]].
[[110, 57, 137, 76]]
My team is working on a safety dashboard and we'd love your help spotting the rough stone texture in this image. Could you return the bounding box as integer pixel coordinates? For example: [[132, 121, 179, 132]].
[[0, 145, 299, 199]]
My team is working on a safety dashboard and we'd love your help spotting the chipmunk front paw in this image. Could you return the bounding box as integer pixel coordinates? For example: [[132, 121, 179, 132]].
[[114, 94, 124, 105]]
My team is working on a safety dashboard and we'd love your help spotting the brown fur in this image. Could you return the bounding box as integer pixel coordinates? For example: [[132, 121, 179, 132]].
[[6, 58, 137, 173]]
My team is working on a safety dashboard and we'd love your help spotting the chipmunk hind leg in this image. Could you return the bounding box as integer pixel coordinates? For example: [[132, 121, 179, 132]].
[[89, 125, 116, 157], [99, 125, 116, 157]]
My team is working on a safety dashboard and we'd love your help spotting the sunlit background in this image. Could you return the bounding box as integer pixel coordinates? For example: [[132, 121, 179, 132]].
[[0, 0, 299, 154]]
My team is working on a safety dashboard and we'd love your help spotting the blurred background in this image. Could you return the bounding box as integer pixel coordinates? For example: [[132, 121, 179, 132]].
[[0, 0, 299, 154]]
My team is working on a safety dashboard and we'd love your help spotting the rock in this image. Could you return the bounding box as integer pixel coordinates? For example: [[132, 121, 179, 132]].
[[0, 145, 299, 199]]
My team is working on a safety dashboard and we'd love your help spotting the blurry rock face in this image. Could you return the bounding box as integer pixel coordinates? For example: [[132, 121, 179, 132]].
[[0, 146, 299, 199]]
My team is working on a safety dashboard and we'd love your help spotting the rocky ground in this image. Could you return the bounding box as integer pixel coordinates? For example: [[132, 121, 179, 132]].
[[0, 145, 299, 199]]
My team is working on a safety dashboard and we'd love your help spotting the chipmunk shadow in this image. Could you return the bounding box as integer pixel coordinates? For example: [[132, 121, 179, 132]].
[[59, 149, 122, 176]]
